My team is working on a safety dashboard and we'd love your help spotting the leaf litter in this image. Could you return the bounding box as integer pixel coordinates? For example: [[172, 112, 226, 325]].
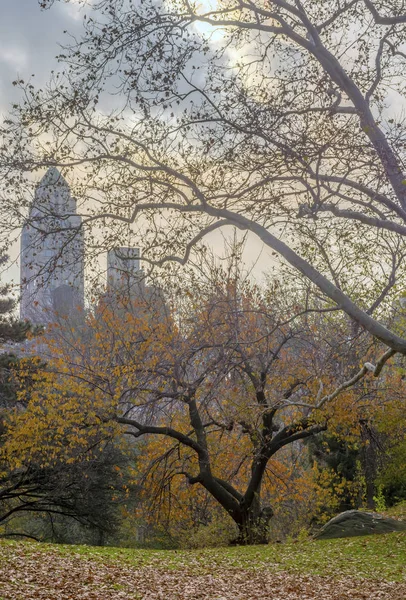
[[0, 539, 405, 599]]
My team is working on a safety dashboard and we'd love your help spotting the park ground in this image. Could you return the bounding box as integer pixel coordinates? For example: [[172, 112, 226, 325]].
[[0, 533, 405, 599]]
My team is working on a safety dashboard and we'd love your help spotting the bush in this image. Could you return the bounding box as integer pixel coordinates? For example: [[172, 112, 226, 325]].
[[176, 515, 238, 549]]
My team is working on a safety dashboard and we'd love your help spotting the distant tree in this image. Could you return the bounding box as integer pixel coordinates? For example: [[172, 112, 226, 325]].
[[372, 371, 406, 506], [0, 440, 131, 543], [0, 253, 34, 411], [0, 254, 30, 344]]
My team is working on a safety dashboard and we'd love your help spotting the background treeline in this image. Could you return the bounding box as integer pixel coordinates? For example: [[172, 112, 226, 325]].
[[1, 251, 405, 547]]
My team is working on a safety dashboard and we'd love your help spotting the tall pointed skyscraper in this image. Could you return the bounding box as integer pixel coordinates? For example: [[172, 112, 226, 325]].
[[20, 168, 85, 324]]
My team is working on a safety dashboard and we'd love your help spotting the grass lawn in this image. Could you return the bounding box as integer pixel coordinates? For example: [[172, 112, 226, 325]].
[[0, 533, 405, 599]]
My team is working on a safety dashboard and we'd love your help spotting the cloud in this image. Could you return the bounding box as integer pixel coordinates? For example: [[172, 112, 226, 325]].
[[0, 0, 84, 101], [59, 0, 89, 22], [0, 46, 28, 71]]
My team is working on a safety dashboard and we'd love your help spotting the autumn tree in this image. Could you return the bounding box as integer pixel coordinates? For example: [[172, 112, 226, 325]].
[[1, 0, 406, 542], [363, 364, 406, 507], [0, 356, 131, 543], [0, 263, 129, 542], [2, 0, 406, 366], [14, 258, 392, 545], [0, 259, 53, 535]]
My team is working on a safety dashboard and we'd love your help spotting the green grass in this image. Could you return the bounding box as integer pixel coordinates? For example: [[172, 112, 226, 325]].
[[385, 500, 406, 521], [1, 531, 405, 582]]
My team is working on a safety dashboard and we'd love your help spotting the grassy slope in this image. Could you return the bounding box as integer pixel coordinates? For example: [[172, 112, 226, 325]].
[[0, 533, 405, 599], [1, 532, 405, 580]]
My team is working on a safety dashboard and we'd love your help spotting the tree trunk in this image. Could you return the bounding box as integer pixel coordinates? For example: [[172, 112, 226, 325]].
[[360, 420, 378, 509], [233, 504, 274, 545]]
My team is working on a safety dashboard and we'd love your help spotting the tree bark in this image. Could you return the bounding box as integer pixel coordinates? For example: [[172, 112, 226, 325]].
[[233, 500, 274, 545]]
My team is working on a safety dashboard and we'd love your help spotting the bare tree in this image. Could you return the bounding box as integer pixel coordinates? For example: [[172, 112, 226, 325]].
[[3, 3, 406, 348]]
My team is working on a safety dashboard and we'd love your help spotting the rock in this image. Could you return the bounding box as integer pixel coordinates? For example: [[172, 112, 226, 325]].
[[314, 510, 406, 540]]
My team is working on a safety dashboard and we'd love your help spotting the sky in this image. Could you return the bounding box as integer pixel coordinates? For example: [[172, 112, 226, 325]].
[[0, 0, 85, 114], [0, 0, 87, 287], [0, 0, 272, 291]]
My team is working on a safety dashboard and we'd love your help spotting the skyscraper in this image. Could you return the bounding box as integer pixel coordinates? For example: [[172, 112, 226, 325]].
[[20, 168, 85, 324], [107, 247, 143, 297]]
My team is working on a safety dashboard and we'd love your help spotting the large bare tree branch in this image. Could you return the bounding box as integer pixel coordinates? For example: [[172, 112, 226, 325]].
[[363, 0, 406, 24]]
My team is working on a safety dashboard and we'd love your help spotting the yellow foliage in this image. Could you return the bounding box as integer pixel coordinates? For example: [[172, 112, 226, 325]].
[[2, 280, 395, 539]]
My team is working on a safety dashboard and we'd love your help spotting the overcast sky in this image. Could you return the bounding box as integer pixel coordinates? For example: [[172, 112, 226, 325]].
[[0, 1, 86, 114], [0, 1, 87, 286], [0, 1, 272, 290]]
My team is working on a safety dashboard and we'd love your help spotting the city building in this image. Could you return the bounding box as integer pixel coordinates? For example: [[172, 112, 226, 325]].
[[20, 168, 157, 327], [107, 246, 144, 300], [20, 168, 85, 324]]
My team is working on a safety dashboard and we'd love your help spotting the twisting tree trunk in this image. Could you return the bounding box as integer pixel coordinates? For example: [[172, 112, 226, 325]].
[[234, 497, 274, 545]]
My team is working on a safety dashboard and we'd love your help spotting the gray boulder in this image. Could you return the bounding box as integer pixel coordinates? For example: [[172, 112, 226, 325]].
[[314, 510, 406, 540]]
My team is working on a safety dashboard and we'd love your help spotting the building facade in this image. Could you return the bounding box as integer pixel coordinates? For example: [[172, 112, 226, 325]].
[[20, 168, 143, 324], [20, 168, 85, 324], [107, 247, 143, 298]]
